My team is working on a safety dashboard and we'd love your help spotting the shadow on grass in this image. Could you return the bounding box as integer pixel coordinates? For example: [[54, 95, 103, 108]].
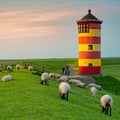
[[93, 76, 120, 95]]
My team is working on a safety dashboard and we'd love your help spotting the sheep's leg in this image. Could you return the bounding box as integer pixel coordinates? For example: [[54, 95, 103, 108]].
[[109, 106, 112, 116]]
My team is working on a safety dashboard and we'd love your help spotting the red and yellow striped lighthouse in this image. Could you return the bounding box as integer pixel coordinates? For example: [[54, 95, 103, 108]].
[[77, 9, 103, 75]]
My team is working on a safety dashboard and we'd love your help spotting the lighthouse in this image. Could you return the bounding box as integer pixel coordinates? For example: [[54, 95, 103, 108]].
[[76, 9, 103, 75]]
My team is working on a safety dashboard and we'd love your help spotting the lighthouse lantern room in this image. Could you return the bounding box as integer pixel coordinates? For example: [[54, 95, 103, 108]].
[[76, 9, 103, 75]]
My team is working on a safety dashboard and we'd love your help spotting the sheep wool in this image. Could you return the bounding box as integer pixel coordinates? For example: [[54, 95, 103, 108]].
[[16, 64, 20, 71], [2, 75, 12, 82], [59, 82, 70, 101], [28, 66, 33, 72], [40, 72, 49, 85], [100, 94, 113, 116], [7, 66, 13, 72], [90, 87, 97, 96]]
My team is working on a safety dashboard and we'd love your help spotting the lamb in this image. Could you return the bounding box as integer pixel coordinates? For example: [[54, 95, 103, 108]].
[[16, 64, 20, 71], [100, 94, 113, 116], [7, 66, 13, 72], [59, 82, 70, 101], [90, 87, 97, 96], [2, 75, 12, 82], [28, 66, 33, 72], [40, 72, 49, 85]]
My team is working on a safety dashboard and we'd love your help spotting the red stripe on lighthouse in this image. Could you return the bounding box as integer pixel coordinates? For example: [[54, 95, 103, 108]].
[[79, 52, 100, 59], [79, 37, 100, 44]]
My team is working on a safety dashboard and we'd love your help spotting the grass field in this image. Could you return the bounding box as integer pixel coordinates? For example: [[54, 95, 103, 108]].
[[0, 58, 120, 120]]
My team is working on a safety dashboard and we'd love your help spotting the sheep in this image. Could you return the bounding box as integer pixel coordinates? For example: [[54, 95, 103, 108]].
[[2, 75, 12, 82], [7, 66, 13, 72], [55, 73, 61, 79], [28, 66, 33, 72], [16, 64, 20, 71], [57, 76, 68, 82], [40, 72, 49, 85], [68, 79, 81, 85], [75, 82, 86, 88], [49, 73, 55, 78], [88, 83, 102, 90], [59, 82, 70, 101], [90, 87, 97, 97], [100, 95, 113, 116]]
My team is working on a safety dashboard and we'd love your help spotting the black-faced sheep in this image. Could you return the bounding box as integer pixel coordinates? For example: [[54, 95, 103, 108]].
[[49, 73, 55, 78], [2, 75, 12, 82], [40, 72, 49, 85], [16, 64, 20, 71], [100, 94, 113, 116], [28, 66, 33, 72], [59, 82, 70, 101], [7, 66, 13, 72]]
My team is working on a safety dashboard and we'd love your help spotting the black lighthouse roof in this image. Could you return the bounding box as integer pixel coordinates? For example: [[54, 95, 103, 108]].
[[77, 9, 103, 24]]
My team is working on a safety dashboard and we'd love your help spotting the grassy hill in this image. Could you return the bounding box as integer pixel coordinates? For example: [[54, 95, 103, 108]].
[[0, 58, 120, 120]]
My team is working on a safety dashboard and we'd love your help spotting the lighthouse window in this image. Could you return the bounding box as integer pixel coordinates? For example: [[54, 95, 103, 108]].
[[88, 45, 93, 50], [89, 63, 93, 69], [79, 24, 89, 33]]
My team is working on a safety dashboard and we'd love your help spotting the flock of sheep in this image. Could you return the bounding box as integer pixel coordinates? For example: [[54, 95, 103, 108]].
[[40, 72, 113, 117], [0, 64, 113, 117]]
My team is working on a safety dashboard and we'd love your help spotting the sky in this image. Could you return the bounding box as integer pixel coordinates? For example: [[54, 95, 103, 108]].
[[0, 0, 120, 59]]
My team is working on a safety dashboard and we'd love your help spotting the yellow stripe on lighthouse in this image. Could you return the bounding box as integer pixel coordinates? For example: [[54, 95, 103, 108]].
[[78, 59, 101, 66], [78, 29, 101, 37], [78, 44, 101, 52]]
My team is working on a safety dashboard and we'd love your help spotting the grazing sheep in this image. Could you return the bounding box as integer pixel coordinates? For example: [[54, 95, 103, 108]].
[[49, 73, 55, 78], [100, 95, 113, 116], [28, 66, 33, 72], [7, 66, 13, 72], [90, 87, 97, 96], [40, 72, 49, 85], [2, 75, 12, 82], [55, 73, 61, 79], [75, 82, 86, 88], [16, 64, 20, 71], [59, 82, 70, 101], [57, 76, 68, 82], [68, 79, 81, 85], [88, 83, 102, 90]]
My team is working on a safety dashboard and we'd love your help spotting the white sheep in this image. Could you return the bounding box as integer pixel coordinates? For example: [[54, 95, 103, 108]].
[[68, 79, 81, 85], [28, 66, 33, 72], [55, 73, 61, 79], [57, 76, 68, 82], [7, 66, 13, 72], [59, 82, 70, 101], [2, 75, 12, 82], [90, 86, 97, 96], [16, 64, 20, 71], [40, 72, 49, 85], [75, 82, 86, 88], [49, 73, 55, 78], [88, 83, 102, 90], [100, 94, 113, 116]]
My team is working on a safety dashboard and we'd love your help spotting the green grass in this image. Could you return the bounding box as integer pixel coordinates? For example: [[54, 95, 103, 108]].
[[0, 58, 120, 120]]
